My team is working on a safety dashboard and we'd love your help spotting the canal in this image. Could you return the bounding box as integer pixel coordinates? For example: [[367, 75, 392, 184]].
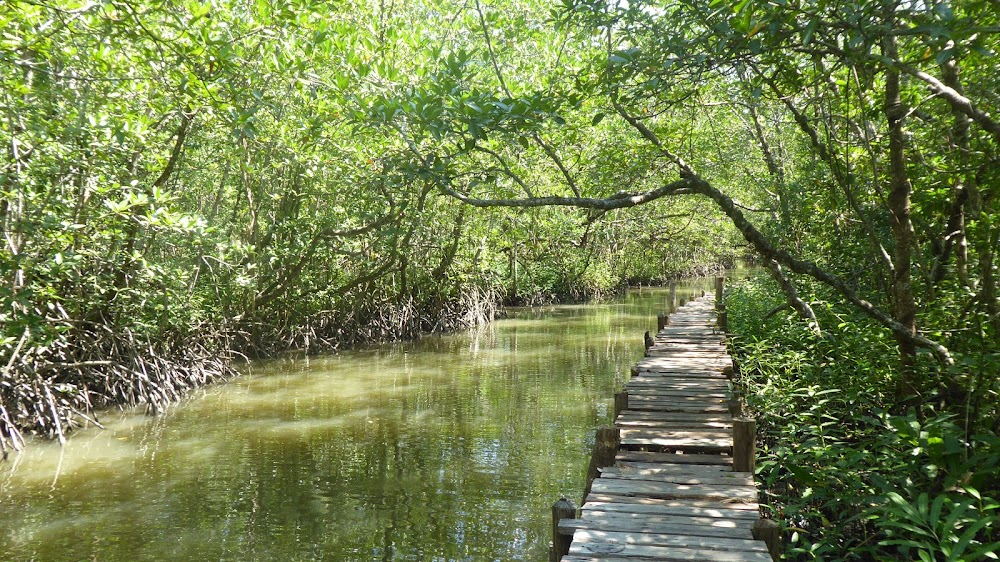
[[0, 281, 715, 561]]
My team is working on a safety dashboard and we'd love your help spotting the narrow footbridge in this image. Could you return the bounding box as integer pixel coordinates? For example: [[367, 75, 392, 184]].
[[551, 290, 780, 561]]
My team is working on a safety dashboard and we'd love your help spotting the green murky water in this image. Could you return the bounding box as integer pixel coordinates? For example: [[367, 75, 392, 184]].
[[1, 282, 716, 561]]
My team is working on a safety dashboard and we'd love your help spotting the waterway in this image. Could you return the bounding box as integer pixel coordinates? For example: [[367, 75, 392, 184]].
[[0, 281, 718, 561]]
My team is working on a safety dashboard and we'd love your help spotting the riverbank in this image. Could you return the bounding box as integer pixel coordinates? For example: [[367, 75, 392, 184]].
[[2, 266, 730, 457]]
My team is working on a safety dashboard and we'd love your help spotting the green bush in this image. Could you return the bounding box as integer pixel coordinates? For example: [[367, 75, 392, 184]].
[[728, 273, 1000, 561]]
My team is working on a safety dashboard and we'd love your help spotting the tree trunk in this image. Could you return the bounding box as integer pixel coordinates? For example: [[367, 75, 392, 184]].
[[883, 28, 919, 397]]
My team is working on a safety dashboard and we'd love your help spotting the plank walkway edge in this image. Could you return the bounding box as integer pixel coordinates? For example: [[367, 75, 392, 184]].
[[555, 294, 776, 562]]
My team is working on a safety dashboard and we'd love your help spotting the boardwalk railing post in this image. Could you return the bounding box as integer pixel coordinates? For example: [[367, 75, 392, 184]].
[[752, 517, 784, 561], [656, 313, 667, 331], [729, 390, 744, 417], [551, 497, 578, 562], [733, 417, 756, 473], [718, 306, 728, 332], [583, 426, 620, 502], [715, 276, 725, 309], [669, 281, 677, 312], [614, 391, 628, 419], [722, 363, 735, 380]]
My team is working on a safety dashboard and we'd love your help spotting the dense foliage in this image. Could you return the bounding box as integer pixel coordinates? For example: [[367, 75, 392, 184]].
[[728, 274, 999, 560], [0, 1, 738, 453]]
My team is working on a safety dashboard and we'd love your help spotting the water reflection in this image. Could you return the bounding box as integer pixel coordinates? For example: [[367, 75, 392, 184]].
[[0, 282, 718, 561]]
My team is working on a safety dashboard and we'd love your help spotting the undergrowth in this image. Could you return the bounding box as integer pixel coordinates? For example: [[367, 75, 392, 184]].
[[727, 273, 1000, 561]]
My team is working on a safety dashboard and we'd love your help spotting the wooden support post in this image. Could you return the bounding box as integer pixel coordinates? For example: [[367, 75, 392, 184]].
[[752, 518, 784, 561], [733, 418, 756, 473], [728, 391, 743, 417], [722, 364, 735, 380], [551, 497, 578, 562], [656, 313, 666, 331], [614, 391, 628, 418], [718, 307, 729, 332], [583, 426, 620, 501], [715, 276, 725, 308], [669, 281, 677, 312], [630, 365, 639, 377]]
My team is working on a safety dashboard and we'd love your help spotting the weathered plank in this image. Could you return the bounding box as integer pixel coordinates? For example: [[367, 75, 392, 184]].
[[578, 500, 760, 521], [615, 419, 732, 431], [570, 529, 768, 552], [589, 478, 758, 501], [624, 402, 730, 414], [624, 388, 730, 399], [633, 367, 729, 378], [567, 540, 772, 561], [615, 450, 733, 466], [627, 376, 728, 385], [560, 513, 754, 539], [624, 393, 727, 402], [600, 467, 754, 487], [616, 411, 731, 422], [624, 385, 730, 396], [584, 494, 758, 511]]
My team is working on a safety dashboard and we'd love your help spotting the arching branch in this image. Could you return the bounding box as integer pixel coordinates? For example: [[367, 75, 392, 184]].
[[439, 173, 953, 364], [439, 178, 699, 210]]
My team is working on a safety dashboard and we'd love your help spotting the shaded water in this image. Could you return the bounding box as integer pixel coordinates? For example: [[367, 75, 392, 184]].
[[1, 281, 717, 561]]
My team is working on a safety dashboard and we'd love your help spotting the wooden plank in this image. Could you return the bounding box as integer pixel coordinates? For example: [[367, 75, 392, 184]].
[[636, 363, 731, 373], [615, 450, 733, 466], [620, 428, 732, 441], [570, 528, 768, 552], [599, 467, 754, 488], [567, 540, 772, 561], [628, 394, 727, 404], [633, 367, 728, 375], [627, 383, 728, 392], [624, 402, 730, 414], [559, 514, 753, 539], [570, 510, 753, 530], [615, 419, 732, 431], [624, 385, 730, 395], [584, 493, 757, 511], [579, 500, 760, 521], [608, 462, 747, 478], [652, 339, 726, 347], [624, 388, 730, 399], [619, 437, 731, 453], [616, 411, 731, 423], [631, 375, 728, 383], [589, 478, 758, 501], [650, 337, 724, 344], [646, 345, 729, 360], [634, 368, 729, 379]]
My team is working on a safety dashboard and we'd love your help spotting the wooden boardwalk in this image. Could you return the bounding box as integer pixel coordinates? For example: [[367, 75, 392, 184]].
[[555, 296, 772, 562]]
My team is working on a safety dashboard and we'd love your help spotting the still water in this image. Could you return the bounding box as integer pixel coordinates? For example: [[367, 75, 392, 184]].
[[1, 282, 715, 561]]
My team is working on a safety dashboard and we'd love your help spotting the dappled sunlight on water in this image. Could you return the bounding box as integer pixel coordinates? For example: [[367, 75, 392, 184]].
[[0, 282, 719, 561]]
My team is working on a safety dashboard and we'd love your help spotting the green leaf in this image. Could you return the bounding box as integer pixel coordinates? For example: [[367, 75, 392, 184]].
[[803, 18, 819, 46], [592, 112, 605, 126]]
